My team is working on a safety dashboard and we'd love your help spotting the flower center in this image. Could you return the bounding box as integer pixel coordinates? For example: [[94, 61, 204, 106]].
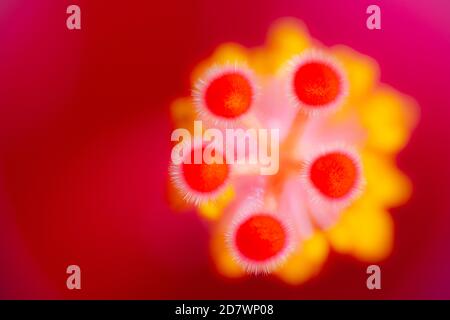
[[235, 214, 286, 261], [182, 147, 229, 193], [205, 72, 253, 118], [293, 61, 341, 106], [310, 152, 357, 198]]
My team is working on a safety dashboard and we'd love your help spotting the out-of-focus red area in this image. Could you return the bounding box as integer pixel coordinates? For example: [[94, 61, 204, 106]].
[[1, 0, 450, 299]]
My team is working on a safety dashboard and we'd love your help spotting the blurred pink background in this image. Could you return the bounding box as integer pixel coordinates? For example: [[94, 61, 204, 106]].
[[1, 0, 450, 299]]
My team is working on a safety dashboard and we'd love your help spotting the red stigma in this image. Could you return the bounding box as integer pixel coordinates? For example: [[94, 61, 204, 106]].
[[293, 61, 341, 107], [182, 147, 229, 193], [310, 152, 357, 199], [205, 72, 253, 118], [235, 214, 287, 261]]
